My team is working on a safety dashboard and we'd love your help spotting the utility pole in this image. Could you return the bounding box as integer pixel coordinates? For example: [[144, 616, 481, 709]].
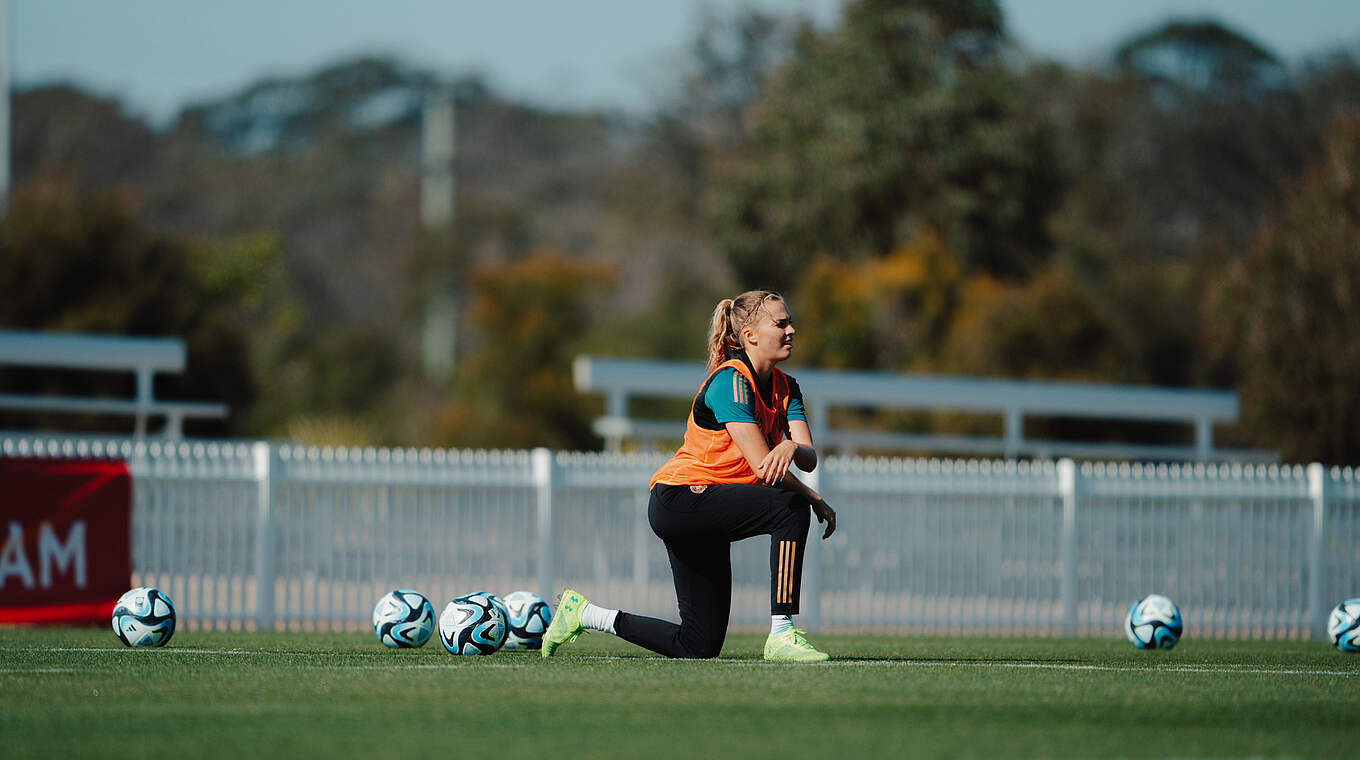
[[0, 0, 11, 213], [419, 91, 457, 383], [420, 91, 456, 229]]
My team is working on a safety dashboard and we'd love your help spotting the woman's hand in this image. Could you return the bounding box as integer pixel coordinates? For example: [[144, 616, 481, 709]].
[[756, 439, 799, 485], [812, 498, 836, 540]]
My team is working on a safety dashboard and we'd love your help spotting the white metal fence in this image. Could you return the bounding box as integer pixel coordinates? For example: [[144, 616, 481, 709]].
[[3, 434, 1357, 639]]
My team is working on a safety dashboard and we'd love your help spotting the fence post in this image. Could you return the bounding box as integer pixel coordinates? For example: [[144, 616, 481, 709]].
[[1194, 417, 1213, 460], [801, 463, 824, 633], [1307, 462, 1329, 640], [1004, 409, 1024, 459], [1058, 458, 1078, 637], [605, 392, 627, 452], [134, 367, 154, 438], [633, 489, 650, 594], [533, 448, 555, 603], [252, 441, 276, 631]]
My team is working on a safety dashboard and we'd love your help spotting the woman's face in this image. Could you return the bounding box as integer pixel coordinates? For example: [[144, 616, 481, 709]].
[[743, 298, 795, 364]]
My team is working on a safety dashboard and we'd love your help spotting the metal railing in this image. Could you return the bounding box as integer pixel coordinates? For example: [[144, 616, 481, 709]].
[[0, 331, 228, 438], [2, 433, 1355, 639], [573, 355, 1277, 461]]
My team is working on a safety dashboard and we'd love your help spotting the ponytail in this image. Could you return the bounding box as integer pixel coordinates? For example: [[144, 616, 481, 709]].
[[706, 298, 737, 372], [705, 290, 783, 372]]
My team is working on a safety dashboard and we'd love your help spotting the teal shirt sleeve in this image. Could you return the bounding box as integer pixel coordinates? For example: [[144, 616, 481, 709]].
[[786, 375, 806, 422], [704, 368, 757, 424], [705, 368, 808, 424]]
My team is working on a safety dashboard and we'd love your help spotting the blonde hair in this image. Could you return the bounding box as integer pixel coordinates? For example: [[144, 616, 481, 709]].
[[706, 290, 783, 371]]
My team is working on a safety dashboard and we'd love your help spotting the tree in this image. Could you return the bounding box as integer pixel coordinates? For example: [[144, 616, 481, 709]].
[[11, 86, 156, 191], [1114, 20, 1287, 100], [1204, 117, 1360, 464], [940, 264, 1125, 382], [1027, 22, 1331, 402], [674, 6, 796, 145], [1034, 19, 1317, 274], [792, 230, 961, 370], [706, 0, 1062, 291], [0, 188, 281, 435], [432, 249, 615, 450]]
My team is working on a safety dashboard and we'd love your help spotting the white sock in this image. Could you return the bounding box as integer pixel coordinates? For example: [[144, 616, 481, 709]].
[[581, 603, 619, 634], [771, 614, 794, 635]]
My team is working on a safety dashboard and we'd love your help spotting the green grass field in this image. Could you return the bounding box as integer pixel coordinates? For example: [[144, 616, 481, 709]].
[[2, 628, 1356, 759]]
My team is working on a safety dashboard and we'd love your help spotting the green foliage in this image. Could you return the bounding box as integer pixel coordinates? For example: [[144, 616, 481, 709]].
[[920, 255, 1209, 447], [1114, 19, 1287, 99], [940, 259, 1200, 386], [707, 0, 1062, 290], [10, 86, 156, 191], [0, 188, 272, 435], [0, 186, 402, 441], [941, 266, 1119, 382], [793, 231, 961, 370], [581, 259, 727, 362], [1038, 47, 1312, 276], [433, 249, 615, 450], [253, 324, 402, 430], [11, 12, 1360, 458], [678, 6, 792, 137], [1205, 117, 1360, 464]]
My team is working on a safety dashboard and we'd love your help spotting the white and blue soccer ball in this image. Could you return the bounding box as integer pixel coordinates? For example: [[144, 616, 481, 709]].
[[1326, 598, 1360, 653], [111, 587, 176, 648], [372, 589, 436, 648], [439, 593, 507, 655], [1124, 594, 1183, 650], [468, 591, 510, 635], [502, 590, 553, 650]]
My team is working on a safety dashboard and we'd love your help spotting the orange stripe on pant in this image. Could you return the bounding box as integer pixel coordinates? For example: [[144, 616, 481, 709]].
[[777, 540, 787, 603], [783, 541, 794, 606], [777, 540, 796, 605]]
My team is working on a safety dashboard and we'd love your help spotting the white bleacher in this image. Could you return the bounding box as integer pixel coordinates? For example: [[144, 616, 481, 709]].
[[573, 355, 1276, 462], [0, 330, 227, 438]]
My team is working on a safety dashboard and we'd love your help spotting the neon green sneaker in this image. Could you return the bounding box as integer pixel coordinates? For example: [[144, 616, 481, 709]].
[[541, 588, 587, 658], [762, 628, 830, 662]]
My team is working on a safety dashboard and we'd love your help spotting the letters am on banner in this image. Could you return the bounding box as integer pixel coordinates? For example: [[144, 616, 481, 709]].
[[0, 458, 132, 624]]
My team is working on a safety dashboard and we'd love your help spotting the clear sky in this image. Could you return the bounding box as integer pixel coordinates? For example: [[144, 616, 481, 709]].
[[9, 0, 1360, 125]]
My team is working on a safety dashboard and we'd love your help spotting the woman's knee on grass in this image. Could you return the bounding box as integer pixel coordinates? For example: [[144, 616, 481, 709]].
[[677, 624, 726, 659], [680, 640, 724, 659]]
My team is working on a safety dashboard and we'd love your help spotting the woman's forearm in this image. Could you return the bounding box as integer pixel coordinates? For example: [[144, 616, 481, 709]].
[[777, 471, 821, 504]]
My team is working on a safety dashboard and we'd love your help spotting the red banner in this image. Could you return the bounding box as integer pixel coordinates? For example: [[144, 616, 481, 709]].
[[0, 458, 132, 624]]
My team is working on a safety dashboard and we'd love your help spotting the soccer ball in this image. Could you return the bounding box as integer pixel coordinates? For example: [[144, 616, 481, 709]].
[[111, 587, 176, 647], [502, 590, 553, 650], [438, 593, 507, 655], [372, 589, 436, 648], [469, 591, 510, 634], [1124, 594, 1183, 650], [1326, 598, 1360, 653]]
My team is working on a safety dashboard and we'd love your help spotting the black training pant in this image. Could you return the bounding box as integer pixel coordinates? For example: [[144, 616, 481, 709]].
[[613, 483, 812, 659]]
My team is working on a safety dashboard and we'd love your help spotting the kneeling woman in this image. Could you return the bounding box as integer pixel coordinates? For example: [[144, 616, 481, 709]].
[[542, 290, 836, 661]]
